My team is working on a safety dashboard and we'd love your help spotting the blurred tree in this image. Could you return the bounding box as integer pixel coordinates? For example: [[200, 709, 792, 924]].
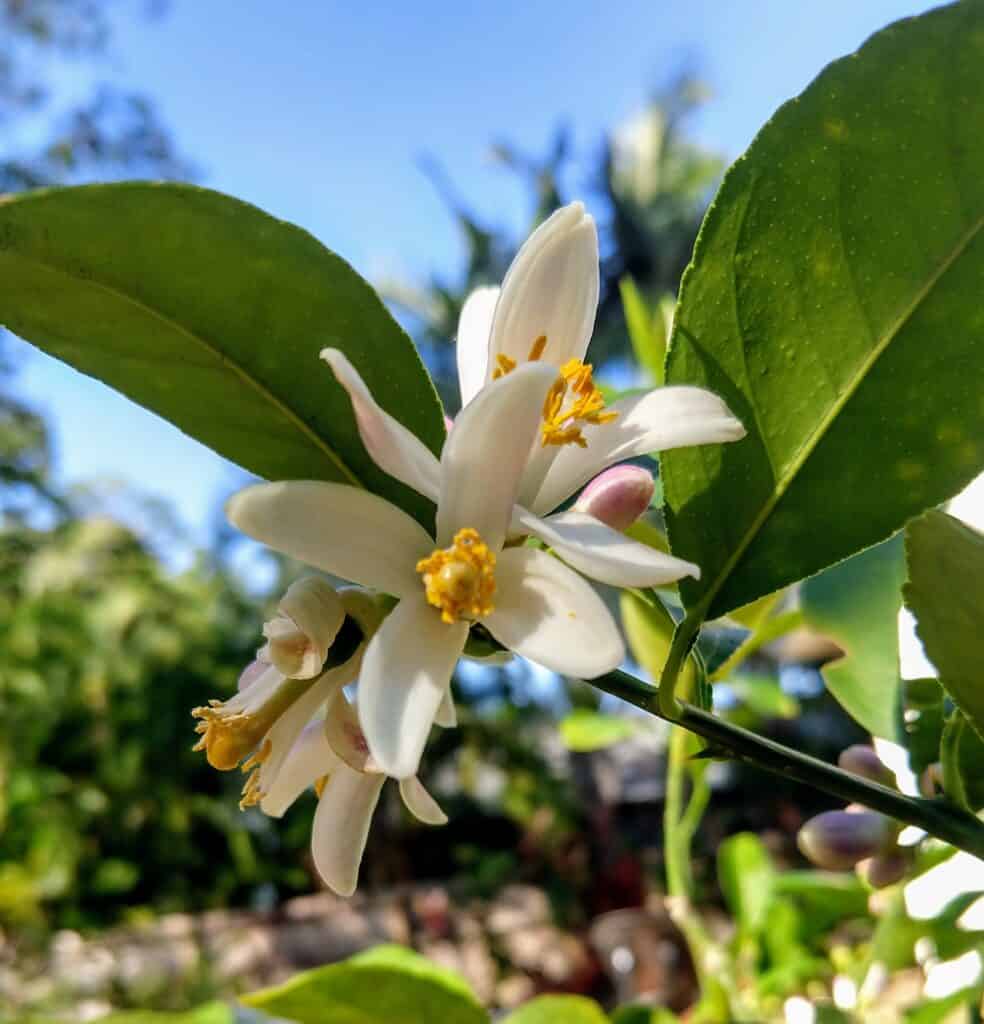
[[386, 72, 724, 409]]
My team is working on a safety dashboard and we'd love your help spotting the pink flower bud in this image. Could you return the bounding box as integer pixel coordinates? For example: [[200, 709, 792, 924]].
[[838, 745, 896, 788], [861, 850, 910, 889], [575, 465, 655, 532], [798, 810, 896, 870]]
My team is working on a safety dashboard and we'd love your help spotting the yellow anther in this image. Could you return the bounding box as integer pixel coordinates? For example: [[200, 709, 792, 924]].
[[491, 353, 517, 380], [416, 527, 496, 624], [191, 707, 270, 771], [540, 358, 618, 447], [314, 774, 330, 799], [527, 334, 547, 361]]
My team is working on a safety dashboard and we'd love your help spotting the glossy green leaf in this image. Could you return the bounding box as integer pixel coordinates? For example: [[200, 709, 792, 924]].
[[559, 709, 639, 752], [717, 831, 774, 938], [663, 2, 984, 618], [242, 943, 488, 1024], [905, 510, 984, 741], [502, 995, 608, 1024], [0, 184, 445, 525], [800, 536, 906, 739]]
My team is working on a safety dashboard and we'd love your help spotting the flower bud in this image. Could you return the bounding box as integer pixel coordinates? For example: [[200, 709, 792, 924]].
[[861, 850, 910, 889], [838, 745, 896, 788], [575, 465, 655, 532], [798, 810, 896, 870]]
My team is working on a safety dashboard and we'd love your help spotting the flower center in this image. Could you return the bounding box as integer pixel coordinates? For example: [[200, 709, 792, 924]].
[[491, 335, 617, 448], [416, 527, 496, 624]]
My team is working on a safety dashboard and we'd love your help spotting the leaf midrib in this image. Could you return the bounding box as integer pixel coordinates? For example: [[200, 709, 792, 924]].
[[699, 211, 984, 617], [1, 248, 365, 488]]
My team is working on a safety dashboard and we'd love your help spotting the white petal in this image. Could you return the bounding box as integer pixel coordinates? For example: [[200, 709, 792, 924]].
[[434, 690, 457, 728], [321, 348, 442, 502], [482, 546, 624, 677], [530, 386, 745, 514], [256, 660, 357, 803], [437, 362, 557, 549], [279, 576, 346, 666], [323, 688, 376, 772], [227, 482, 433, 599], [399, 776, 448, 826], [311, 763, 385, 897], [515, 508, 700, 587], [260, 720, 338, 818], [358, 594, 467, 778], [488, 203, 599, 376], [456, 286, 500, 406]]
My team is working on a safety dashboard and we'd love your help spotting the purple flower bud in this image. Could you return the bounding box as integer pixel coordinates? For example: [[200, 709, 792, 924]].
[[838, 745, 896, 788], [575, 465, 655, 532], [797, 810, 896, 870], [862, 850, 910, 889]]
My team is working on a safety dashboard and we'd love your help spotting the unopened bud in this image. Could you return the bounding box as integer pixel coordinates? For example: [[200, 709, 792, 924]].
[[798, 810, 896, 870], [575, 465, 655, 532], [838, 745, 896, 788], [861, 850, 910, 889], [262, 577, 345, 678]]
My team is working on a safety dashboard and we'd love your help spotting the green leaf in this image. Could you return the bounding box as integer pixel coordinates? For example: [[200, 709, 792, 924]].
[[99, 1006, 232, 1024], [610, 1008, 680, 1024], [502, 995, 608, 1024], [905, 510, 984, 741], [728, 674, 799, 719], [559, 709, 639, 752], [940, 709, 984, 812], [0, 184, 445, 525], [242, 943, 488, 1024], [663, 3, 984, 618], [717, 831, 774, 938], [800, 536, 906, 739], [903, 678, 948, 777], [619, 276, 667, 385]]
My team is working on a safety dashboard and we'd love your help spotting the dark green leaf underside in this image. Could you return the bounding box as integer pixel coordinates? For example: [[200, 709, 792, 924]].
[[664, 2, 984, 617], [0, 183, 445, 525]]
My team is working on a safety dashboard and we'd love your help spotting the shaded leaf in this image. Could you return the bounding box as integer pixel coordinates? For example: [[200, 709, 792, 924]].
[[0, 184, 445, 525], [100, 1006, 232, 1024], [905, 510, 984, 741], [243, 943, 488, 1024], [663, 3, 984, 618], [903, 678, 948, 778], [800, 536, 906, 739], [717, 831, 774, 938], [940, 709, 984, 813]]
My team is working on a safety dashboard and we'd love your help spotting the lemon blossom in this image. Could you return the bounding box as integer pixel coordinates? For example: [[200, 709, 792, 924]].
[[227, 363, 626, 781], [261, 688, 445, 897]]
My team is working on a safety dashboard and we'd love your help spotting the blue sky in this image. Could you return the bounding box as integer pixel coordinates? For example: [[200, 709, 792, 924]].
[[11, 0, 937, 557]]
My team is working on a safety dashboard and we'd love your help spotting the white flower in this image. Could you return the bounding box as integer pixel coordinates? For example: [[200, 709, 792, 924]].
[[227, 364, 627, 780], [261, 687, 445, 897]]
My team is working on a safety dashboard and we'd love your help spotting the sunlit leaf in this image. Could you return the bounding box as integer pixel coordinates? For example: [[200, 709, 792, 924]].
[[619, 276, 667, 385], [99, 1006, 232, 1024], [501, 995, 608, 1024], [0, 183, 445, 525], [243, 943, 488, 1024], [905, 510, 984, 741], [663, 3, 984, 618], [559, 709, 639, 752], [717, 831, 774, 938], [800, 536, 906, 739]]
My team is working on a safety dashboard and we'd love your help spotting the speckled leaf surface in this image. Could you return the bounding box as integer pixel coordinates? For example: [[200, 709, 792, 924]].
[[0, 183, 445, 525], [663, 2, 984, 618]]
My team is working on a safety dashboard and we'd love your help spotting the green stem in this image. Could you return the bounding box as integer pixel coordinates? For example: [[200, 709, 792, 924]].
[[592, 668, 984, 858], [657, 611, 701, 718]]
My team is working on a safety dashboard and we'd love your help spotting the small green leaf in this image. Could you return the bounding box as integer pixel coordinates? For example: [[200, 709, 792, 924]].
[[728, 675, 799, 719], [903, 678, 947, 777], [243, 943, 488, 1024], [619, 276, 668, 385], [663, 3, 984, 618], [0, 184, 445, 525], [502, 995, 608, 1024], [940, 709, 984, 813], [717, 832, 774, 938], [559, 709, 639, 752], [800, 536, 906, 739], [905, 510, 984, 742], [620, 591, 695, 690], [610, 1007, 680, 1024]]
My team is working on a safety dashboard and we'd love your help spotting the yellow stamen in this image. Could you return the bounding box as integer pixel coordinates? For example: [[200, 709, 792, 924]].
[[527, 334, 547, 361], [416, 527, 496, 624], [540, 358, 618, 447], [314, 774, 330, 799], [491, 353, 516, 380]]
